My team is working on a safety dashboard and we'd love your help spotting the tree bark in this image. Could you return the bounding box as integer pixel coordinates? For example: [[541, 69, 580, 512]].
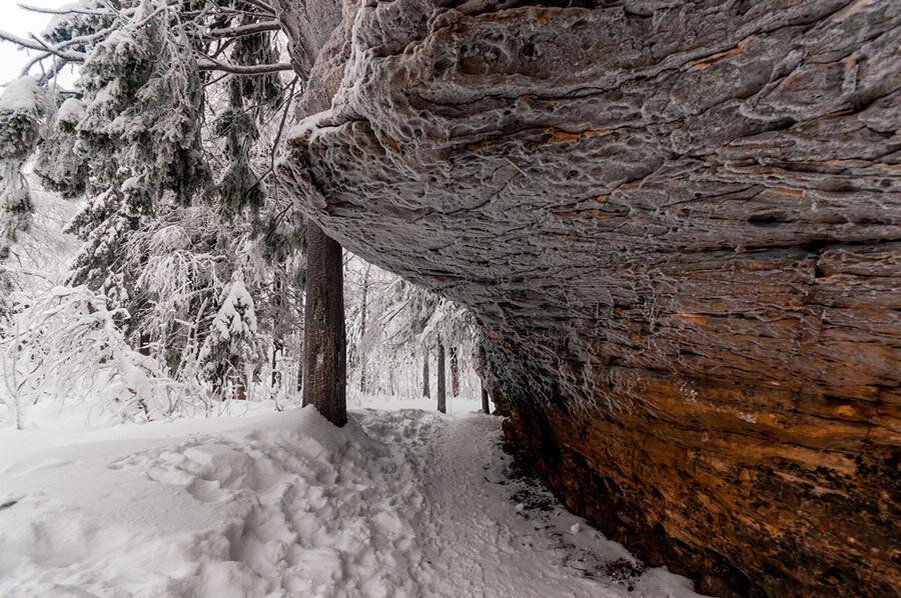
[[271, 340, 282, 388], [481, 383, 490, 415], [358, 262, 371, 393], [436, 340, 446, 414], [302, 222, 347, 427], [422, 350, 430, 398], [449, 346, 459, 397], [271, 274, 284, 389], [230, 353, 246, 401]]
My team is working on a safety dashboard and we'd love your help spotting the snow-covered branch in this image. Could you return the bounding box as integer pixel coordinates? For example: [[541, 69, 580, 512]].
[[0, 29, 86, 62], [17, 2, 113, 17], [197, 57, 294, 75], [207, 20, 281, 39]]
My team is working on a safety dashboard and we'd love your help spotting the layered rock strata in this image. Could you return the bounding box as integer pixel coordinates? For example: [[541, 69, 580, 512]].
[[277, 1, 901, 595]]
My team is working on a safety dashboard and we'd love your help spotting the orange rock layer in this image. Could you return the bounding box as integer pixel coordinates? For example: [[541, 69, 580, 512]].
[[502, 371, 899, 596]]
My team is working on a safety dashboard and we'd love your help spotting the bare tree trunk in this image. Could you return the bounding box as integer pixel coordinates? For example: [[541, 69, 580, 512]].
[[296, 267, 304, 393], [450, 346, 460, 397], [230, 354, 246, 401], [436, 340, 446, 413], [271, 275, 284, 390], [481, 383, 490, 414], [271, 340, 282, 388], [358, 262, 371, 393], [302, 223, 347, 427], [422, 351, 430, 398]]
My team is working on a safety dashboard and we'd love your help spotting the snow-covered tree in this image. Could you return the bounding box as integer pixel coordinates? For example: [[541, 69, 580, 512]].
[[0, 1, 309, 410], [121, 204, 304, 401], [0, 285, 175, 428], [0, 78, 49, 258], [34, 98, 88, 199], [199, 271, 259, 400], [123, 206, 228, 369], [0, 78, 52, 325], [59, 6, 213, 296], [344, 258, 481, 406]]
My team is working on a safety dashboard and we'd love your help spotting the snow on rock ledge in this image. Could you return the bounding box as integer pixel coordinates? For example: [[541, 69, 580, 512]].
[[277, 1, 901, 596]]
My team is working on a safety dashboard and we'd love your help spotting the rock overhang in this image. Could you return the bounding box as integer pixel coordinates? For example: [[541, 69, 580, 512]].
[[277, 1, 901, 594]]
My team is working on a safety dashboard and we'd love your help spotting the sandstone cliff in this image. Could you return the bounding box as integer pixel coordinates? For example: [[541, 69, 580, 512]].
[[277, 1, 901, 595]]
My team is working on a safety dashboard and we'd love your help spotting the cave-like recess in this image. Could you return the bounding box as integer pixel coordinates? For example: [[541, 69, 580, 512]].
[[277, 1, 901, 595]]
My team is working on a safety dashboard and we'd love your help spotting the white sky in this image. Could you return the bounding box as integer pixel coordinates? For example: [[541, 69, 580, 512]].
[[0, 0, 78, 89]]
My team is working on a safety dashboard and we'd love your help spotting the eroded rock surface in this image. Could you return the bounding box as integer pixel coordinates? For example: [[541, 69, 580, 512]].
[[276, 1, 901, 595]]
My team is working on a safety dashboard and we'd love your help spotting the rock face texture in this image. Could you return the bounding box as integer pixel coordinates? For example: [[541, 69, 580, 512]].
[[276, 1, 901, 595]]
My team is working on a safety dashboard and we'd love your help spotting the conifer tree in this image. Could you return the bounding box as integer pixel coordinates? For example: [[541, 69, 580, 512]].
[[0, 78, 46, 245], [0, 77, 49, 324], [199, 271, 259, 400], [0, 1, 310, 404]]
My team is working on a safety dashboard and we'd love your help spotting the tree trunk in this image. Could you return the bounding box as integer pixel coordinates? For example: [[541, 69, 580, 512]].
[[271, 275, 285, 390], [271, 340, 282, 388], [436, 340, 446, 414], [230, 353, 246, 401], [481, 383, 490, 414], [422, 351, 430, 398], [449, 346, 459, 397], [302, 223, 347, 427], [358, 262, 371, 393]]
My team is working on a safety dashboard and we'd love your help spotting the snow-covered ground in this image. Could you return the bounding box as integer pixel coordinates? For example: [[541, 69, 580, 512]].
[[0, 398, 703, 597]]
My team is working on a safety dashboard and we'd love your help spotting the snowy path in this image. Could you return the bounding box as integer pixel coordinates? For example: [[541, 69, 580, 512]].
[[0, 405, 701, 597], [361, 410, 698, 598]]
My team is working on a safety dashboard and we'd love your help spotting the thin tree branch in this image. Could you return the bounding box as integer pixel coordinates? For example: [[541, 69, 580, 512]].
[[270, 76, 299, 174], [0, 30, 86, 61], [237, 0, 277, 15], [207, 20, 281, 39], [196, 57, 293, 75], [19, 51, 51, 78], [29, 33, 86, 63], [261, 75, 301, 242], [18, 2, 112, 17]]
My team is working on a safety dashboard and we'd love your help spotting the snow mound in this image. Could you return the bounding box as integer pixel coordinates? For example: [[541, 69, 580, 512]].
[[0, 407, 426, 598]]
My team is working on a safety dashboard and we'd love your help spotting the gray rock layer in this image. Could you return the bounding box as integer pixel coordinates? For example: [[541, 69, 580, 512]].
[[277, 1, 901, 595]]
